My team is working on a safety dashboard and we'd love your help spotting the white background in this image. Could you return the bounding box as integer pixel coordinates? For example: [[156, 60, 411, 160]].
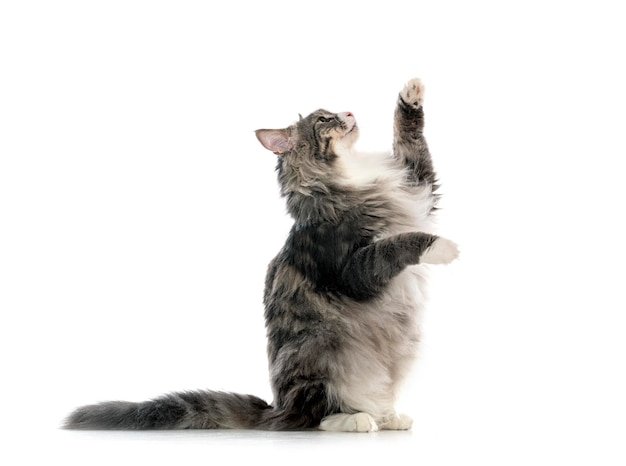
[[1, 1, 625, 464]]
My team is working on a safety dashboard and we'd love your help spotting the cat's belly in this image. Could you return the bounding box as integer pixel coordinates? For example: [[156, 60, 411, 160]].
[[329, 267, 427, 419]]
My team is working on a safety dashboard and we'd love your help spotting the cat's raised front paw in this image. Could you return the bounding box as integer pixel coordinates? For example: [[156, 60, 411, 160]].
[[420, 237, 459, 265], [400, 78, 425, 109]]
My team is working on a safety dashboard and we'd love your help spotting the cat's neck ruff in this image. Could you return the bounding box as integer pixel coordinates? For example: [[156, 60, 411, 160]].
[[334, 145, 400, 188]]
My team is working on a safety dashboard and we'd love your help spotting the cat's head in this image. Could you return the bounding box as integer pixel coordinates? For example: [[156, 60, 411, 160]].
[[256, 110, 359, 201], [256, 109, 358, 158]]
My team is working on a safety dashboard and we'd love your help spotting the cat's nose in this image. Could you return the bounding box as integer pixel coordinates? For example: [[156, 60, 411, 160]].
[[346, 112, 353, 117]]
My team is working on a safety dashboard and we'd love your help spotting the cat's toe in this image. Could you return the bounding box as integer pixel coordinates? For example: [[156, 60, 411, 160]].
[[420, 237, 459, 265], [400, 78, 425, 108]]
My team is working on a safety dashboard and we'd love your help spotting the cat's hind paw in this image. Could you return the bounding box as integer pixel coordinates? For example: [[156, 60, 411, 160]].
[[319, 413, 379, 433], [382, 413, 413, 430], [400, 78, 425, 109], [420, 237, 459, 265]]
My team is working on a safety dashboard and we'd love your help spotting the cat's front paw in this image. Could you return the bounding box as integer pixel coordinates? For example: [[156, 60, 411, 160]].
[[420, 237, 459, 265], [400, 78, 425, 109]]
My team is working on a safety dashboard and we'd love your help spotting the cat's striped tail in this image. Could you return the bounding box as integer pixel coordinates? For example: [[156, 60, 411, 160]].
[[63, 390, 295, 430]]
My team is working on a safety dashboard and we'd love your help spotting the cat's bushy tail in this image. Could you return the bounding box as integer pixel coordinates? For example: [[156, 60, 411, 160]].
[[64, 390, 295, 430]]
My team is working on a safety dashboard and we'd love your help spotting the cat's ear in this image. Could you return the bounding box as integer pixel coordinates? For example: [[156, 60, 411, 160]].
[[255, 129, 294, 156]]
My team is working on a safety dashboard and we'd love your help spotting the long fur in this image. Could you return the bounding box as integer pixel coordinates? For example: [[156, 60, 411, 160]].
[[64, 78, 457, 432]]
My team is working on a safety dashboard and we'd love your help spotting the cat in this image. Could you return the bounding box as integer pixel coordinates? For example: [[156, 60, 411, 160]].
[[64, 78, 458, 433]]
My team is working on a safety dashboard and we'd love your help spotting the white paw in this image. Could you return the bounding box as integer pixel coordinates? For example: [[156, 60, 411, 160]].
[[400, 78, 425, 108], [420, 237, 459, 265], [395, 413, 414, 430], [381, 413, 413, 430], [352, 412, 379, 433], [319, 413, 379, 433]]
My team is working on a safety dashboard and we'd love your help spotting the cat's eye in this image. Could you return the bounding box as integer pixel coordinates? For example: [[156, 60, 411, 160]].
[[318, 117, 331, 123]]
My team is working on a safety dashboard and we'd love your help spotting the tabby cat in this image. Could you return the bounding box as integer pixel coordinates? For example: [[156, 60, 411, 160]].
[[64, 78, 458, 432]]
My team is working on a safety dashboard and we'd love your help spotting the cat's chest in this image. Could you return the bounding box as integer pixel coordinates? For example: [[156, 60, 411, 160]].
[[364, 183, 435, 240]]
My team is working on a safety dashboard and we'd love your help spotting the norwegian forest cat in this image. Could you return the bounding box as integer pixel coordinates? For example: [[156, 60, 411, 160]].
[[64, 78, 458, 433]]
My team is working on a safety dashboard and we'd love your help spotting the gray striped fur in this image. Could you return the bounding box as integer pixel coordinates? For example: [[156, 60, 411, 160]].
[[64, 78, 458, 432]]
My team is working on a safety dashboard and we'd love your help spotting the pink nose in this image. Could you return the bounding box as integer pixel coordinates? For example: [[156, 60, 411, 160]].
[[346, 112, 353, 117]]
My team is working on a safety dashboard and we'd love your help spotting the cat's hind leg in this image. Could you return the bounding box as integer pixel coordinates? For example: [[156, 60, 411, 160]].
[[319, 413, 379, 433]]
